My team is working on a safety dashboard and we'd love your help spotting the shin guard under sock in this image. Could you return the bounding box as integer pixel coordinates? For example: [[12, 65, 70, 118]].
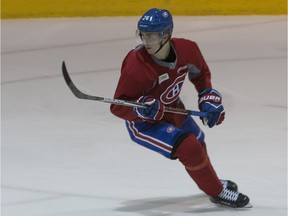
[[175, 135, 223, 196]]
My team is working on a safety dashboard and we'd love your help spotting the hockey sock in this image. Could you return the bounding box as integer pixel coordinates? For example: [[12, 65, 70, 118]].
[[174, 135, 222, 196], [201, 142, 208, 154]]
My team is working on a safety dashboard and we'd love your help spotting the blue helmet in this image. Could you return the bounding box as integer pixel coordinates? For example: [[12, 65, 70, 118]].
[[137, 8, 173, 34]]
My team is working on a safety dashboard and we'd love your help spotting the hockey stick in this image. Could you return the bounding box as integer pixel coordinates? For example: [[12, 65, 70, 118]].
[[62, 61, 208, 118]]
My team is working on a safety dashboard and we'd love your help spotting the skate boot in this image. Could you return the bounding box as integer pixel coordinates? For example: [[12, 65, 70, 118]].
[[210, 188, 250, 208], [220, 179, 238, 192]]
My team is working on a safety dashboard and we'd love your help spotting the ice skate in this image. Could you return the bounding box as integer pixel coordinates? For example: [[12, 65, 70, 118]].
[[220, 179, 238, 192], [210, 188, 251, 208]]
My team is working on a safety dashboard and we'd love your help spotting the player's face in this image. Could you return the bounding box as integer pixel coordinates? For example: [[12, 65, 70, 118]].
[[137, 31, 162, 54]]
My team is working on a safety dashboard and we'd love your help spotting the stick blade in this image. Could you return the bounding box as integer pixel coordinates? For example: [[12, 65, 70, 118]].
[[61, 61, 101, 101], [62, 61, 72, 86], [61, 61, 85, 99]]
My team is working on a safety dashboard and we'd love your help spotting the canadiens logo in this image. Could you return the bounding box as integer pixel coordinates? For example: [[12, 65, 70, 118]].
[[166, 126, 175, 133], [160, 73, 186, 105]]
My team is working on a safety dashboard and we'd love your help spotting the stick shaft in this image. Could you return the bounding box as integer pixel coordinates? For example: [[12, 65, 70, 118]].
[[62, 61, 208, 118]]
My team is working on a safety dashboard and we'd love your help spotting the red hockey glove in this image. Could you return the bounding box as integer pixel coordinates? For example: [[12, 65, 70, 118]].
[[198, 89, 225, 128], [134, 96, 165, 121]]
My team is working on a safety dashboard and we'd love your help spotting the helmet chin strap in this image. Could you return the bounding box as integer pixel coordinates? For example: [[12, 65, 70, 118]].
[[153, 34, 171, 55]]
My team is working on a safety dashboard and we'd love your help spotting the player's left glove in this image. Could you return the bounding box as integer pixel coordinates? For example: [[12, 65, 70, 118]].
[[198, 88, 225, 128], [134, 96, 165, 121]]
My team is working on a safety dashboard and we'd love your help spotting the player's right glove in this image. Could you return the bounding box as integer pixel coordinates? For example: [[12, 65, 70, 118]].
[[198, 88, 225, 128], [134, 96, 165, 121]]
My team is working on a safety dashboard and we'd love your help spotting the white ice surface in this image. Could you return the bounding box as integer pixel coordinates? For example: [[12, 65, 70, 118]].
[[2, 16, 287, 216]]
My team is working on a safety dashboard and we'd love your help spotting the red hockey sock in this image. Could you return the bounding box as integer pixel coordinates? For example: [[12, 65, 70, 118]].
[[175, 135, 223, 196], [201, 142, 208, 154]]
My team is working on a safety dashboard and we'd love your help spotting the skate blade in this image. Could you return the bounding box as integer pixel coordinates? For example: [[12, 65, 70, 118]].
[[213, 202, 253, 209], [242, 203, 253, 208]]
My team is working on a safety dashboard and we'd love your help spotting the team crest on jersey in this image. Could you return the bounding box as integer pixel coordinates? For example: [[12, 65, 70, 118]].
[[160, 73, 186, 105], [166, 126, 175, 133]]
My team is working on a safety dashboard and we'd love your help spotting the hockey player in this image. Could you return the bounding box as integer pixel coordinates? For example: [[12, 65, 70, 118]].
[[110, 8, 250, 208]]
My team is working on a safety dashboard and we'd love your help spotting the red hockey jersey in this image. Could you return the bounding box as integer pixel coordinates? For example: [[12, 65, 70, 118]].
[[110, 38, 212, 127]]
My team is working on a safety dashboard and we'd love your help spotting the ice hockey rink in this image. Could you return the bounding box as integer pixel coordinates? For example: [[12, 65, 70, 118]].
[[2, 16, 287, 216]]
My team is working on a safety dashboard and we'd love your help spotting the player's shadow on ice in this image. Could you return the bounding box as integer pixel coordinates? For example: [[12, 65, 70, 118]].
[[115, 193, 239, 215]]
